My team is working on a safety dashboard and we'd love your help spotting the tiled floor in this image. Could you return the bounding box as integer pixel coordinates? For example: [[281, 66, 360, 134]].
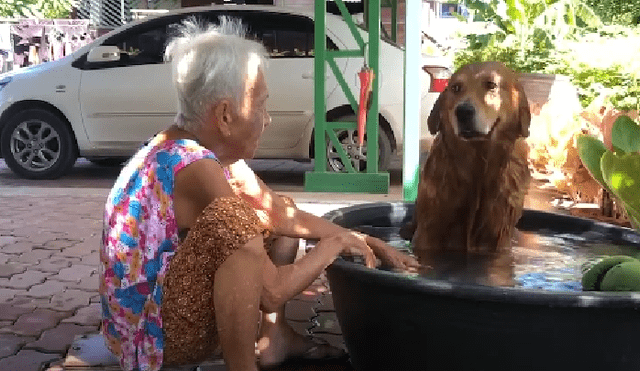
[[48, 273, 354, 371]]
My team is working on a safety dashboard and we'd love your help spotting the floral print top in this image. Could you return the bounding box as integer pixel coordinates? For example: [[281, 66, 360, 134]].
[[99, 136, 219, 371]]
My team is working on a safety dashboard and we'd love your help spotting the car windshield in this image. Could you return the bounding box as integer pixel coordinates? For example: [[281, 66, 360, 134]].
[[353, 20, 402, 49]]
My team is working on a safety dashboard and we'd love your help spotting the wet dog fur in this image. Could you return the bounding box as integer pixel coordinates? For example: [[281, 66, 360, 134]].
[[402, 61, 532, 286]]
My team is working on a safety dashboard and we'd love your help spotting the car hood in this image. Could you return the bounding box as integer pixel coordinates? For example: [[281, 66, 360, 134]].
[[1, 57, 71, 81]]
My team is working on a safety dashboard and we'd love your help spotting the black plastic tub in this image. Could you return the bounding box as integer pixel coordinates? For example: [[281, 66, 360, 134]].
[[324, 202, 640, 371]]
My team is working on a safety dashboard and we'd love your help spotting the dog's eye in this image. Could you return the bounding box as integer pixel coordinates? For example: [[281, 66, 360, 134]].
[[451, 83, 462, 93], [486, 81, 498, 90]]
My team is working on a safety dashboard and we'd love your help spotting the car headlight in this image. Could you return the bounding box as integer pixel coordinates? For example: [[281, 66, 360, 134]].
[[0, 76, 11, 92]]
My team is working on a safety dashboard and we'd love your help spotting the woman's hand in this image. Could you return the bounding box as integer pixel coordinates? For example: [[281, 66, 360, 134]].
[[366, 236, 420, 272], [315, 231, 377, 269]]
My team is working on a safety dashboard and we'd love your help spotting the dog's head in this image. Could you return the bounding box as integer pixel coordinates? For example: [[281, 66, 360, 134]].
[[428, 61, 531, 141]]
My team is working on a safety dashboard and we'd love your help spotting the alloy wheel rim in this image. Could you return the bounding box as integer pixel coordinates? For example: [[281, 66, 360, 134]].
[[326, 129, 367, 172], [10, 120, 61, 172]]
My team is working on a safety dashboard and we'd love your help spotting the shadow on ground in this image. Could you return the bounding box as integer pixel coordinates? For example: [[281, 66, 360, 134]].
[[0, 158, 404, 192]]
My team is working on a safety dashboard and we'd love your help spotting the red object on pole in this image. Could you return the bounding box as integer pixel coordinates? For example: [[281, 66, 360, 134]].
[[357, 66, 375, 147]]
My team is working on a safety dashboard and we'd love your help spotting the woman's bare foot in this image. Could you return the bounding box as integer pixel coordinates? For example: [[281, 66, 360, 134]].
[[256, 313, 347, 368]]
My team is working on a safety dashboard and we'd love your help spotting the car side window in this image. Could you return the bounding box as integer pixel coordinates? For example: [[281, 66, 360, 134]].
[[102, 24, 168, 66], [249, 13, 339, 58], [205, 11, 338, 58]]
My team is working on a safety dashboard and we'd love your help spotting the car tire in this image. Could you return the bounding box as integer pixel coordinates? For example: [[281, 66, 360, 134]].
[[1, 109, 77, 179], [326, 114, 392, 172]]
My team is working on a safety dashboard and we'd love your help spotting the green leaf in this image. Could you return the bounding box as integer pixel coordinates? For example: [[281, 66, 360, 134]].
[[626, 205, 640, 231], [601, 151, 640, 217], [505, 0, 526, 23], [611, 115, 640, 154], [576, 134, 611, 192]]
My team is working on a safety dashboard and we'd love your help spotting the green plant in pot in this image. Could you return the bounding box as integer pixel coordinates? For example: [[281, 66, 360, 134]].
[[578, 115, 640, 291]]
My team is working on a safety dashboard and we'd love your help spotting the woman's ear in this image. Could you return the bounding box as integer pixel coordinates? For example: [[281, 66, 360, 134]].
[[213, 99, 234, 138]]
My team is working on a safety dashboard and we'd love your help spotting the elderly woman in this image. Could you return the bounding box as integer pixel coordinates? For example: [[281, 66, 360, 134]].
[[99, 18, 418, 371]]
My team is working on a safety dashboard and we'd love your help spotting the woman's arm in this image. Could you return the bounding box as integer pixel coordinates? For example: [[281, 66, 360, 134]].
[[225, 160, 420, 271], [225, 160, 351, 239], [258, 231, 375, 312]]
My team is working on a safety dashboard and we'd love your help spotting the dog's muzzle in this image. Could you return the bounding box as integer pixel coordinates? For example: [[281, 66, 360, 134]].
[[455, 101, 492, 139], [454, 102, 480, 138]]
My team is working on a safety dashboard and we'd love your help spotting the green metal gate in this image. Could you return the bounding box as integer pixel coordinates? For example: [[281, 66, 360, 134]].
[[304, 0, 390, 193]]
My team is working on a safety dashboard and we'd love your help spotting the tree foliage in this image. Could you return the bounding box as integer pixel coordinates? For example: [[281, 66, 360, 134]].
[[584, 0, 640, 25], [454, 0, 639, 111], [455, 0, 601, 72], [0, 0, 75, 19]]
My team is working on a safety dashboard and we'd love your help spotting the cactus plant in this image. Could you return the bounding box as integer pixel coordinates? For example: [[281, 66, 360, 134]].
[[577, 115, 640, 230]]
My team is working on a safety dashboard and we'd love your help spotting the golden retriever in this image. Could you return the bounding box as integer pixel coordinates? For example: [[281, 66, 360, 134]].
[[403, 61, 532, 286]]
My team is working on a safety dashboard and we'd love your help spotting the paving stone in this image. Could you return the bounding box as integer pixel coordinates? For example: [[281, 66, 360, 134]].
[[41, 238, 82, 250], [314, 293, 336, 312], [9, 229, 65, 245], [285, 299, 317, 322], [51, 264, 97, 282], [90, 295, 101, 304], [72, 234, 101, 248], [310, 312, 342, 335], [80, 253, 100, 266], [0, 235, 21, 247], [1, 241, 37, 254], [34, 256, 79, 273], [0, 288, 22, 304], [287, 319, 312, 336], [64, 274, 99, 292], [0, 309, 68, 337], [63, 226, 102, 241], [306, 332, 347, 352], [26, 280, 67, 298], [0, 252, 13, 264], [26, 323, 97, 354], [0, 349, 61, 371], [57, 244, 95, 258], [62, 303, 102, 327], [7, 296, 52, 310], [0, 262, 28, 278], [8, 249, 54, 264], [4, 270, 51, 289], [47, 289, 94, 312], [0, 303, 33, 321], [0, 334, 36, 358]]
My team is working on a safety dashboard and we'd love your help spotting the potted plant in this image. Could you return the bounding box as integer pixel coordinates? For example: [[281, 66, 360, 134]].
[[577, 114, 640, 229]]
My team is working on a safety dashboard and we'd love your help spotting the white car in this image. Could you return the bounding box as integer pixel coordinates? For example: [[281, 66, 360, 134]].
[[0, 5, 451, 179]]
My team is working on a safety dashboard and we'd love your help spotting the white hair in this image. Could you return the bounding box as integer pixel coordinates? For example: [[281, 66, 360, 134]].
[[164, 16, 268, 131]]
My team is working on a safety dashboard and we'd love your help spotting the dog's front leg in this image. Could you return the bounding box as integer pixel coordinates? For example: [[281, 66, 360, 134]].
[[464, 189, 483, 252]]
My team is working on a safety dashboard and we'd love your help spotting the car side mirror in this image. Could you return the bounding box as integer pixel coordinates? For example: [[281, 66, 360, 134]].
[[86, 46, 122, 63]]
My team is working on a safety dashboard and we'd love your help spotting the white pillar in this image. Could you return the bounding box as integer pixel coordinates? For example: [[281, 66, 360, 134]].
[[403, 0, 422, 201]]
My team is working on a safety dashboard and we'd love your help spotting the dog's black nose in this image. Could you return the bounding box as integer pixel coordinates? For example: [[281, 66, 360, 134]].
[[455, 102, 478, 138]]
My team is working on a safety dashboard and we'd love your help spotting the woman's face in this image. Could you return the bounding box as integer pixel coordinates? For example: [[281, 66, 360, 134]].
[[229, 66, 271, 159]]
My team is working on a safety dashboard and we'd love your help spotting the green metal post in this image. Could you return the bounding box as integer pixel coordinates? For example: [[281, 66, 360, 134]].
[[305, 0, 389, 194], [390, 0, 397, 43], [367, 0, 380, 173]]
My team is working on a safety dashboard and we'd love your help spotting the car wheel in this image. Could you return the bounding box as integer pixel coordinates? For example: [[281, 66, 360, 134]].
[[326, 115, 392, 172], [1, 109, 77, 179]]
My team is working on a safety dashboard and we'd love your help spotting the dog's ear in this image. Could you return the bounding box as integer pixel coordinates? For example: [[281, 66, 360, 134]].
[[516, 82, 531, 138], [427, 91, 445, 135]]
